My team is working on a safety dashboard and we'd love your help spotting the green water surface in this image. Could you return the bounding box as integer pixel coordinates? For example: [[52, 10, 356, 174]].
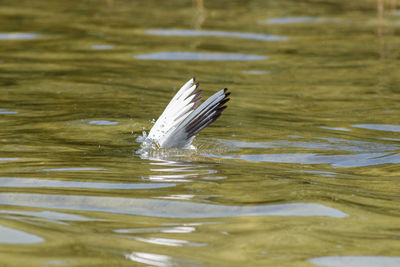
[[1, 0, 400, 266]]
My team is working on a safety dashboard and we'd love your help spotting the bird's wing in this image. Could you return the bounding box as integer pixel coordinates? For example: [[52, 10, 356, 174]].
[[147, 78, 202, 144], [158, 88, 230, 149]]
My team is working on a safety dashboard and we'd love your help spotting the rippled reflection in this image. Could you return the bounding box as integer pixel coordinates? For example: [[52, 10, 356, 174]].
[[214, 136, 400, 167], [319, 126, 351, 132], [0, 210, 95, 225], [90, 44, 115, 50], [262, 17, 340, 24], [134, 52, 267, 61], [0, 225, 43, 244], [88, 120, 119, 125], [115, 224, 197, 234], [0, 158, 20, 161], [223, 138, 399, 152], [0, 193, 348, 218], [144, 158, 221, 183], [352, 124, 400, 132], [0, 33, 41, 40], [125, 251, 197, 266], [241, 70, 270, 75], [0, 109, 18, 114], [0, 210, 93, 222], [0, 177, 175, 190], [138, 147, 224, 183], [212, 152, 400, 167], [41, 167, 108, 172], [146, 29, 287, 41], [134, 237, 205, 247], [310, 256, 400, 267]]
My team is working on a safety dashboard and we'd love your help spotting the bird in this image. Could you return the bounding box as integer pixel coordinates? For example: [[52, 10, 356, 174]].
[[145, 78, 230, 149]]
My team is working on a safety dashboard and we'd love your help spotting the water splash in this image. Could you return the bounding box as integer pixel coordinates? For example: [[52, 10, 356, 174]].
[[136, 130, 158, 156], [136, 130, 197, 160]]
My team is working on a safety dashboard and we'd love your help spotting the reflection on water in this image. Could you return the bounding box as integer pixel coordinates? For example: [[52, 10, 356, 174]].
[[143, 158, 222, 183], [157, 194, 196, 200], [352, 124, 400, 132], [0, 193, 348, 218], [0, 225, 43, 244], [138, 145, 225, 183], [241, 70, 270, 75], [212, 152, 400, 167], [0, 109, 18, 114], [88, 120, 119, 125], [115, 224, 198, 234], [134, 52, 267, 61], [0, 210, 94, 222], [160, 225, 197, 234], [310, 256, 400, 267], [125, 251, 198, 267], [223, 137, 398, 153], [0, 33, 41, 40], [133, 236, 205, 247], [263, 17, 340, 24], [41, 167, 108, 172], [1, 0, 400, 265], [213, 136, 400, 167], [146, 29, 287, 41], [90, 45, 115, 50], [0, 158, 20, 161], [319, 126, 351, 132], [0, 177, 175, 190]]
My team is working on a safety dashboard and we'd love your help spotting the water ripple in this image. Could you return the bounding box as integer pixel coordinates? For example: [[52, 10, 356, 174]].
[[0, 225, 43, 244], [310, 256, 400, 267], [263, 17, 340, 24], [115, 225, 197, 234], [125, 251, 198, 266], [319, 126, 351, 132], [0, 33, 41, 40], [0, 193, 348, 218], [88, 120, 119, 125], [241, 70, 270, 75], [134, 52, 267, 61], [142, 157, 224, 182], [0, 158, 20, 161], [146, 29, 287, 41], [223, 138, 398, 153], [41, 167, 107, 172], [211, 152, 400, 167], [0, 210, 94, 223], [352, 124, 400, 132], [91, 45, 115, 50], [0, 177, 175, 190], [0, 109, 18, 114], [133, 236, 205, 247]]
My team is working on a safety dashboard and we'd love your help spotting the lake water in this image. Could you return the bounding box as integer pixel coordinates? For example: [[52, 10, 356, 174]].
[[1, 0, 400, 266]]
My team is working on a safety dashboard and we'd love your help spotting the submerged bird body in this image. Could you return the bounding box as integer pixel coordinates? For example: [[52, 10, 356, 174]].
[[147, 78, 230, 149]]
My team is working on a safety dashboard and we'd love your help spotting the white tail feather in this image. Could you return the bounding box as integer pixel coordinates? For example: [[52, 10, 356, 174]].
[[147, 78, 230, 149]]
